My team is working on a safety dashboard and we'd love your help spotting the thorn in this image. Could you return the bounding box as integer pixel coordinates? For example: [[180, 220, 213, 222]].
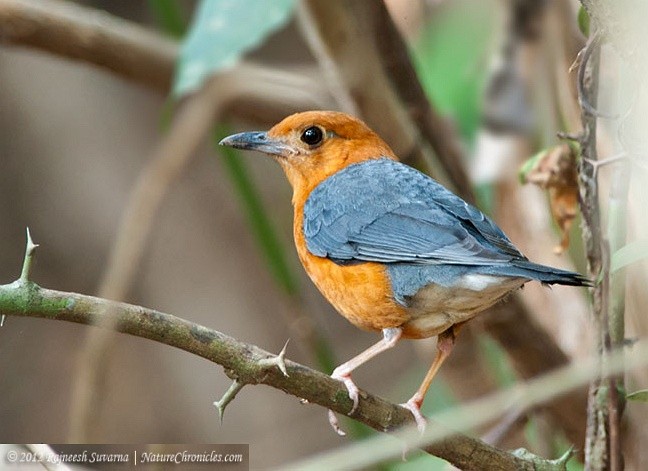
[[258, 339, 290, 377], [582, 153, 627, 177], [213, 380, 244, 423], [20, 228, 39, 284]]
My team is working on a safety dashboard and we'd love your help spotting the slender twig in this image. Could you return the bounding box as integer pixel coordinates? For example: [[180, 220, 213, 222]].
[[214, 381, 245, 423], [19, 228, 39, 284]]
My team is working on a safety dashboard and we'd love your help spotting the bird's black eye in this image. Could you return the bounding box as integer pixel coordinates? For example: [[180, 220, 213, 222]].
[[300, 126, 324, 146]]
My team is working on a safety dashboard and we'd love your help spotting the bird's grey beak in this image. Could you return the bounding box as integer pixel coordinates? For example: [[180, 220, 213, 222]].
[[219, 131, 297, 158]]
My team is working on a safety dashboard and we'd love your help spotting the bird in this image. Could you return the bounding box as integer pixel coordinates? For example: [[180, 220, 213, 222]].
[[219, 111, 590, 434]]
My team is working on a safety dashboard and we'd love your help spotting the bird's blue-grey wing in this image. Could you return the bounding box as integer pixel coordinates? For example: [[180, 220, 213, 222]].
[[303, 158, 525, 266]]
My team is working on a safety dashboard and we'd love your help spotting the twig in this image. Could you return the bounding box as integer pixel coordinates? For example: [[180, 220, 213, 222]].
[[0, 0, 177, 92], [214, 380, 245, 423], [19, 228, 39, 284], [298, 0, 453, 188]]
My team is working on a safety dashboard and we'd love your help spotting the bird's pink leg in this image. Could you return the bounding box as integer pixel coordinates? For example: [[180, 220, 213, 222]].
[[401, 323, 463, 432], [328, 327, 402, 435]]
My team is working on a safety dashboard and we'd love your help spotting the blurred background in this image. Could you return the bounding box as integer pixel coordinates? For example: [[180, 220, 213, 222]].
[[0, 0, 646, 469]]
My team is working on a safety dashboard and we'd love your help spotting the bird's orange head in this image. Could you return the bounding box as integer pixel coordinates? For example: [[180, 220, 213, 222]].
[[219, 111, 397, 197]]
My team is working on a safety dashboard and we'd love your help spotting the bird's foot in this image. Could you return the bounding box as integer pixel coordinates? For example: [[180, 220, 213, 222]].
[[400, 395, 427, 433], [328, 369, 361, 436], [331, 369, 360, 413]]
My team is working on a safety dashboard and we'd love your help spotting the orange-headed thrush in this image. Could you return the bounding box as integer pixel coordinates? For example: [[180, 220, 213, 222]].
[[220, 111, 589, 434]]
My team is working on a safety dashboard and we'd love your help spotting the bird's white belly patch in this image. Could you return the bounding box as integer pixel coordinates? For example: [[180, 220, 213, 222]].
[[400, 275, 526, 338]]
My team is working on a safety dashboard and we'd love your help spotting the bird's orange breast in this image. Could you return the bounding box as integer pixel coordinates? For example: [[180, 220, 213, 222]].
[[293, 203, 409, 332]]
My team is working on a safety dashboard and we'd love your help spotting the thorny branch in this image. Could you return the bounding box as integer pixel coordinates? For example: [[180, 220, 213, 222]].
[[575, 30, 624, 471], [0, 278, 536, 471]]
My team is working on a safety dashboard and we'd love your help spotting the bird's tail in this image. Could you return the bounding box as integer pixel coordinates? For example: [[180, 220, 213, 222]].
[[510, 260, 592, 287]]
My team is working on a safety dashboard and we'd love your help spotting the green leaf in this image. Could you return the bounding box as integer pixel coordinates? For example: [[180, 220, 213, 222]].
[[174, 0, 296, 96], [611, 239, 648, 273], [627, 389, 648, 402], [578, 6, 590, 37], [412, 0, 497, 142]]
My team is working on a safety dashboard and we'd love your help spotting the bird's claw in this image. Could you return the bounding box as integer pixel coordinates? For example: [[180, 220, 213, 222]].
[[328, 409, 346, 436], [400, 397, 427, 433], [332, 371, 360, 413], [327, 370, 361, 435]]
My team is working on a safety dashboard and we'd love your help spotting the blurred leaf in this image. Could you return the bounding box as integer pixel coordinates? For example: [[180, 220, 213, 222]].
[[520, 145, 579, 255], [519, 148, 548, 184], [611, 239, 648, 273], [578, 6, 590, 37], [412, 0, 497, 141], [174, 0, 296, 96], [148, 0, 187, 38], [627, 389, 648, 402]]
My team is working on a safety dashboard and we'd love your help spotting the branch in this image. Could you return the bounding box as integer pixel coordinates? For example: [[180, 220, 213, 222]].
[[0, 0, 333, 123], [575, 30, 622, 471], [0, 0, 177, 92], [0, 281, 532, 471]]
